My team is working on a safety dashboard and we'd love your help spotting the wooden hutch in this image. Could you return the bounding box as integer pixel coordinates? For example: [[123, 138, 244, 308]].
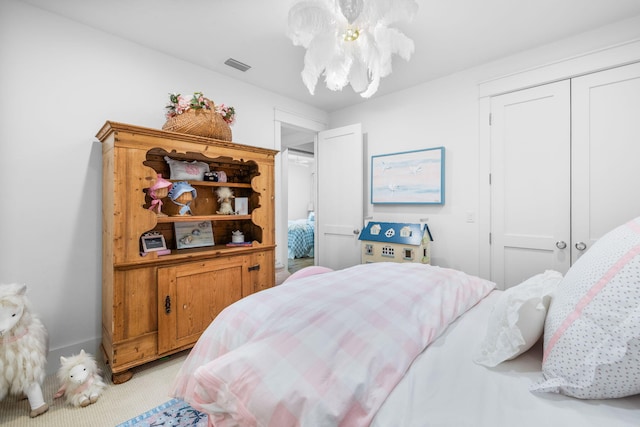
[[96, 121, 276, 383]]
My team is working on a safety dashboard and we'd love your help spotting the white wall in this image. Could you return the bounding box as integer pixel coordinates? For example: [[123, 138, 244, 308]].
[[329, 15, 640, 275], [287, 154, 314, 220], [0, 0, 327, 372]]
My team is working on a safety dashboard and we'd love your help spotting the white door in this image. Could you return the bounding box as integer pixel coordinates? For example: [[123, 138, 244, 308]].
[[490, 81, 571, 289], [571, 62, 640, 262], [316, 124, 364, 270]]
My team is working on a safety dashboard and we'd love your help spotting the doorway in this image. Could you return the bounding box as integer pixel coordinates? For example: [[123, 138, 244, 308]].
[[282, 126, 316, 274]]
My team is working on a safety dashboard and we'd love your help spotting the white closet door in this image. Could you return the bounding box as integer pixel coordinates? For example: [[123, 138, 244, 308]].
[[490, 80, 571, 289], [571, 62, 640, 263]]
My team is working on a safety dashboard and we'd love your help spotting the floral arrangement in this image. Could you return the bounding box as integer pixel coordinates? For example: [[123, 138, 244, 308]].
[[165, 92, 236, 125]]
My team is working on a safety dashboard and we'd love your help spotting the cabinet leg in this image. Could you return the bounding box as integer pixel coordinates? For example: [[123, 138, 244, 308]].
[[112, 370, 134, 384]]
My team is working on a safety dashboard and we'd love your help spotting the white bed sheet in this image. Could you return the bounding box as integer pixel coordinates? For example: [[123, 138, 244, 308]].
[[372, 291, 640, 427]]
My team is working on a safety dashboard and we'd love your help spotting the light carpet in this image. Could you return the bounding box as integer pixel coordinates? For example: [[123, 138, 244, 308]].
[[0, 350, 188, 427]]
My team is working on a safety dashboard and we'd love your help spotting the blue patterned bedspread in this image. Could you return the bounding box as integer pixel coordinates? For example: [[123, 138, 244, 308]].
[[288, 219, 314, 259]]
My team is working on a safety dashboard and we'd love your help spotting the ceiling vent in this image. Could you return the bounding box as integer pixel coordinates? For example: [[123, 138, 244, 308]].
[[224, 58, 251, 72]]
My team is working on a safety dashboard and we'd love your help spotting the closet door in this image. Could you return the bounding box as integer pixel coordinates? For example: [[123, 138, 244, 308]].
[[571, 61, 640, 263], [490, 80, 571, 288]]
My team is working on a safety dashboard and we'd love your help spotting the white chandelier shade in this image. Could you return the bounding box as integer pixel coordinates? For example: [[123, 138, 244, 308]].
[[287, 0, 419, 98]]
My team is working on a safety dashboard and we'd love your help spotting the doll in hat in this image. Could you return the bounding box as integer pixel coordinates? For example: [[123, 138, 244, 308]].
[[168, 181, 197, 216], [148, 174, 173, 217]]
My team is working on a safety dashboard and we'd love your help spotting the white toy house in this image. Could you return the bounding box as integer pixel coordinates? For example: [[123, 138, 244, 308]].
[[358, 221, 433, 264]]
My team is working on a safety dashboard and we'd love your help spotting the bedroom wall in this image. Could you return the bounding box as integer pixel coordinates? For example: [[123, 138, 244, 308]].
[[0, 0, 328, 372], [328, 15, 640, 274]]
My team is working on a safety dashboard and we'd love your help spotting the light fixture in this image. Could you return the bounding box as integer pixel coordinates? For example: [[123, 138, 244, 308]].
[[287, 0, 418, 98]]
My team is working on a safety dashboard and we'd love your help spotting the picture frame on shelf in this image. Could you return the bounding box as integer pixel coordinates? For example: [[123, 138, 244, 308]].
[[371, 146, 445, 204], [235, 197, 248, 215], [174, 221, 215, 249], [141, 232, 168, 253]]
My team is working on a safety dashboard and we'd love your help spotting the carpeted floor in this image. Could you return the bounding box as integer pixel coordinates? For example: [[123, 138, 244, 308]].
[[0, 350, 188, 427], [288, 256, 314, 273]]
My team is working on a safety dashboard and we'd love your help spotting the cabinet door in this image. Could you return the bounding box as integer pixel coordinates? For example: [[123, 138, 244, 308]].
[[571, 61, 640, 262], [157, 256, 244, 354], [243, 249, 275, 295], [490, 80, 571, 289]]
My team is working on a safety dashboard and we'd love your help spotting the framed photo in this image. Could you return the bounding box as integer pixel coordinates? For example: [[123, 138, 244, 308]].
[[141, 232, 167, 253], [174, 221, 215, 249], [234, 197, 248, 215], [371, 147, 445, 204]]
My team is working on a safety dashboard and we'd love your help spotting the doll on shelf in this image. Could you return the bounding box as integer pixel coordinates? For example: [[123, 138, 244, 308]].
[[148, 174, 173, 217]]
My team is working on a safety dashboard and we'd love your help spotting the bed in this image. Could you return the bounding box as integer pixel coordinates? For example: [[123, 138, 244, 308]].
[[287, 215, 314, 259], [171, 217, 640, 427]]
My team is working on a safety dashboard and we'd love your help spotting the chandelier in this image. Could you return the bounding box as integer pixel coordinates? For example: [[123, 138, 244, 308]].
[[287, 0, 419, 98]]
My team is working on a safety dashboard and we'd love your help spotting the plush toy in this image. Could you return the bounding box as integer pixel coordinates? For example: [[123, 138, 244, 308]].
[[216, 186, 235, 215], [0, 283, 49, 418], [54, 349, 106, 407]]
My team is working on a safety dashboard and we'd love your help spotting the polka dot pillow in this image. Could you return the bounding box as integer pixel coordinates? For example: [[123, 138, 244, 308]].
[[530, 216, 640, 399]]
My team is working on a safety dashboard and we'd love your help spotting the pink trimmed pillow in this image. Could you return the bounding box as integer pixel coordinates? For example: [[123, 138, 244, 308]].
[[284, 266, 333, 283], [531, 216, 640, 399]]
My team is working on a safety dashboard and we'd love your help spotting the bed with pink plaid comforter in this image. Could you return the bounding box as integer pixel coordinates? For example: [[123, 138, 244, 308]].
[[171, 262, 495, 427]]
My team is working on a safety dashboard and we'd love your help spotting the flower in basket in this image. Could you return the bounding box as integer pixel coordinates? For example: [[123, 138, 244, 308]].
[[216, 104, 236, 125], [165, 92, 236, 125]]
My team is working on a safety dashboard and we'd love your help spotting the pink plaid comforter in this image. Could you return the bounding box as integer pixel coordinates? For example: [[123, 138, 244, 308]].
[[171, 262, 495, 427]]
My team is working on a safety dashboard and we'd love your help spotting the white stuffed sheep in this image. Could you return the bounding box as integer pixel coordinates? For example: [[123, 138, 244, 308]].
[[0, 283, 49, 417], [54, 349, 106, 407]]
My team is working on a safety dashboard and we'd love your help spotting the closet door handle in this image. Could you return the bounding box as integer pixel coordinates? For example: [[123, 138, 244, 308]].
[[555, 241, 567, 249], [575, 242, 587, 251]]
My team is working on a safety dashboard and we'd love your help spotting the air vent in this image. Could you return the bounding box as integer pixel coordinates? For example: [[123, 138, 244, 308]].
[[224, 58, 251, 72]]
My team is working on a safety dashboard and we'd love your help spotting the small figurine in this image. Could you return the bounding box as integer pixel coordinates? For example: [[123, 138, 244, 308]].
[[216, 186, 235, 215], [148, 174, 173, 217], [168, 181, 197, 216], [0, 283, 49, 418], [54, 349, 106, 408]]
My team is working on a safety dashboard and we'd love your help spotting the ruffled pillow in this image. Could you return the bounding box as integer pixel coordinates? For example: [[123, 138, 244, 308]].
[[474, 270, 562, 367], [530, 217, 640, 399], [164, 156, 210, 180]]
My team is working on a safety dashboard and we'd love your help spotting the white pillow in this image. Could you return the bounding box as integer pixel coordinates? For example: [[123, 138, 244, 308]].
[[531, 216, 640, 399], [164, 156, 210, 180], [474, 270, 562, 367]]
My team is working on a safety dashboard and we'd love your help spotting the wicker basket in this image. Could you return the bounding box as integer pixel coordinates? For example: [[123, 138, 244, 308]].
[[162, 108, 232, 141]]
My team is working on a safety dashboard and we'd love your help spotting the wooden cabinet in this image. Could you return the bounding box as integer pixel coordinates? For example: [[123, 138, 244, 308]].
[[96, 121, 277, 383]]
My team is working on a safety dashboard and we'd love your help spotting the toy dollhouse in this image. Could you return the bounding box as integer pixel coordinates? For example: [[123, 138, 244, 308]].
[[358, 221, 433, 264]]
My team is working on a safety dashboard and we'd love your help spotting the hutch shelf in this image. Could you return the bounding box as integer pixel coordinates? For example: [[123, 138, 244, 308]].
[[96, 121, 277, 383]]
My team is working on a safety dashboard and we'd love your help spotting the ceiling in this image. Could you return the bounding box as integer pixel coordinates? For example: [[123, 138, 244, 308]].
[[20, 0, 640, 112]]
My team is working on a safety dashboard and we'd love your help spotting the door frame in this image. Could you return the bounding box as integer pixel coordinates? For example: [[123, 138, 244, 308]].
[[274, 109, 327, 272]]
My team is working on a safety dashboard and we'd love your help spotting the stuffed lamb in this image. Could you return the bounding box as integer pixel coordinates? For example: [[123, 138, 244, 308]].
[[0, 283, 49, 417]]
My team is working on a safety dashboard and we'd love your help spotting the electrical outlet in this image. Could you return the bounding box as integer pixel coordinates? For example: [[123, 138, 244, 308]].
[[466, 211, 475, 223]]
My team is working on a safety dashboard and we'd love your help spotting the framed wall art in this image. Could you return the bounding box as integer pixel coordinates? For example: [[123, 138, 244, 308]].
[[371, 147, 445, 204]]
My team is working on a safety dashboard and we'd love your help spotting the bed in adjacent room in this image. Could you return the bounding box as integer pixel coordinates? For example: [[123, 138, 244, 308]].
[[287, 213, 314, 259], [171, 217, 640, 427]]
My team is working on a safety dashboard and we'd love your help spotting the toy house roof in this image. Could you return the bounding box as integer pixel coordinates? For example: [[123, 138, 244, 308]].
[[358, 222, 433, 246]]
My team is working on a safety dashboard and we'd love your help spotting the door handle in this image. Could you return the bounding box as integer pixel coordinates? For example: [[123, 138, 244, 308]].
[[353, 229, 360, 235], [575, 242, 587, 251], [555, 241, 567, 249]]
